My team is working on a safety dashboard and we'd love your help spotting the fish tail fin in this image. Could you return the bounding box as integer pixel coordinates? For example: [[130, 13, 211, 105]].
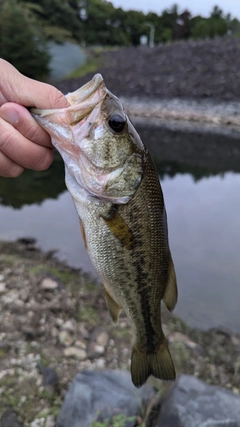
[[131, 338, 175, 388]]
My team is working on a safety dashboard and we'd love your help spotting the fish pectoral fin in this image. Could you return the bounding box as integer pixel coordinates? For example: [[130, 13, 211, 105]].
[[163, 255, 178, 312], [103, 286, 122, 323], [80, 220, 88, 252], [131, 338, 176, 388], [101, 207, 134, 250]]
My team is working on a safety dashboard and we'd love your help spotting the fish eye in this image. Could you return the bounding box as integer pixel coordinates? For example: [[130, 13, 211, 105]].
[[108, 114, 126, 133]]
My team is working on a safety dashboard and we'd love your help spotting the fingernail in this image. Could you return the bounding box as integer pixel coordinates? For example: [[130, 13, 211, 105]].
[[0, 107, 19, 124]]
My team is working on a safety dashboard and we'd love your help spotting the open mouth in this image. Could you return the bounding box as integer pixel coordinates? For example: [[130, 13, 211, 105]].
[[66, 73, 104, 105], [30, 74, 106, 120]]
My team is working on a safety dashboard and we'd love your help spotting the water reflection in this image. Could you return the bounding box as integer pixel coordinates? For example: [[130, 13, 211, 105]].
[[1, 123, 240, 331], [0, 152, 65, 208], [164, 172, 240, 331]]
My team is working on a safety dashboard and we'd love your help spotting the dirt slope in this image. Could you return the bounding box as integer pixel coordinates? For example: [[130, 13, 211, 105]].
[[56, 37, 240, 102]]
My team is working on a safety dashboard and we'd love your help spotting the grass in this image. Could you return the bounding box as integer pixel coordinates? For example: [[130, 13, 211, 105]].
[[0, 370, 62, 422], [90, 389, 160, 427], [80, 305, 99, 325], [66, 59, 100, 79], [65, 46, 119, 79], [91, 414, 138, 427], [65, 47, 102, 79], [29, 264, 78, 286], [0, 253, 18, 265]]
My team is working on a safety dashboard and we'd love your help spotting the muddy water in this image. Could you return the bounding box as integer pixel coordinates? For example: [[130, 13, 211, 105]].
[[1, 121, 240, 331]]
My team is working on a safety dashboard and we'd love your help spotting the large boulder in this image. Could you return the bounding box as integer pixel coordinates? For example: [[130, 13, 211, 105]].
[[157, 374, 240, 427], [57, 370, 155, 427]]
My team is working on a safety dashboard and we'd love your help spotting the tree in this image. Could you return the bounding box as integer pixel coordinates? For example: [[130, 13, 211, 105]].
[[230, 18, 240, 36], [191, 18, 211, 39], [191, 12, 228, 40], [174, 10, 191, 40], [211, 5, 223, 18], [0, 0, 50, 80], [159, 4, 179, 42]]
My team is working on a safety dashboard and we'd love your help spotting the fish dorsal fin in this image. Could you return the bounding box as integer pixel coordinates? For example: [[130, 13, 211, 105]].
[[101, 206, 134, 250], [163, 255, 178, 312], [103, 286, 122, 323]]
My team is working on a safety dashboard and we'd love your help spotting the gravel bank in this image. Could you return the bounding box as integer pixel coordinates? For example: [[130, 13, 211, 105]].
[[55, 37, 240, 129], [1, 240, 240, 426]]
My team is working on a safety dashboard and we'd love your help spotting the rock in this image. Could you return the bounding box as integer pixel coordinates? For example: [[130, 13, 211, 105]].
[[45, 415, 55, 427], [61, 319, 76, 332], [40, 278, 58, 291], [78, 323, 89, 339], [58, 330, 74, 347], [90, 327, 109, 347], [30, 419, 45, 427], [168, 332, 206, 357], [75, 340, 86, 349], [87, 341, 105, 358], [96, 331, 109, 347], [1, 409, 25, 427], [157, 374, 240, 427], [0, 282, 6, 293], [0, 274, 5, 281], [95, 358, 105, 368], [57, 370, 156, 427], [17, 237, 36, 245], [63, 347, 87, 360], [0, 341, 10, 352], [87, 327, 109, 358], [22, 327, 42, 341], [38, 364, 59, 394]]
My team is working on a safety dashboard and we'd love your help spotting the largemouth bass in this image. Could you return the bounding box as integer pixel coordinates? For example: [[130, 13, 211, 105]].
[[31, 74, 177, 387]]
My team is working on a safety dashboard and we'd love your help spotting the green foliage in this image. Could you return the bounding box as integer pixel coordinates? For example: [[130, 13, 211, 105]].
[[0, 0, 239, 63], [191, 14, 228, 39], [0, 0, 50, 79], [191, 18, 211, 39], [230, 18, 240, 36], [91, 413, 137, 427]]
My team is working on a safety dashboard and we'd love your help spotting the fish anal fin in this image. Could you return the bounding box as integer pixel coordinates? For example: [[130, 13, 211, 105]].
[[163, 255, 178, 312], [101, 207, 134, 250], [103, 286, 122, 323], [131, 338, 176, 388], [80, 221, 88, 252]]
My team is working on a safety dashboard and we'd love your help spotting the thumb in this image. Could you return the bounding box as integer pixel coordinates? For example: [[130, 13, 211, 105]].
[[0, 59, 70, 109]]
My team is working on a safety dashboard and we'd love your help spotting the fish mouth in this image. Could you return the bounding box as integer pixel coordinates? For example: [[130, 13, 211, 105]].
[[66, 73, 104, 105], [30, 73, 106, 121], [30, 74, 111, 187]]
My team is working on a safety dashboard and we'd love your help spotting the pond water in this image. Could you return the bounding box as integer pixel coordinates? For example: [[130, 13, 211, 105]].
[[47, 42, 86, 81], [1, 121, 240, 332]]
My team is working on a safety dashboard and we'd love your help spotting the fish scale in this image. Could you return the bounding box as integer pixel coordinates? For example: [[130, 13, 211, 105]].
[[31, 73, 178, 387]]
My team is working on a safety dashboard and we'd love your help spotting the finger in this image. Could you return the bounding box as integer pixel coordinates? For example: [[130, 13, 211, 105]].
[[0, 59, 70, 109], [0, 151, 24, 178], [0, 103, 52, 148], [0, 116, 54, 170]]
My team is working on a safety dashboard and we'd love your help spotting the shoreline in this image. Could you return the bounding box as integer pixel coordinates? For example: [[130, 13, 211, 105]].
[[122, 96, 240, 137], [0, 239, 240, 425]]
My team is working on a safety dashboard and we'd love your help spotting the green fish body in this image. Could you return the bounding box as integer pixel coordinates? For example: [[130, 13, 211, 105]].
[[31, 74, 177, 387]]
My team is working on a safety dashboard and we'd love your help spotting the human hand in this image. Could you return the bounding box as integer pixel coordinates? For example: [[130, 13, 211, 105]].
[[0, 59, 70, 177]]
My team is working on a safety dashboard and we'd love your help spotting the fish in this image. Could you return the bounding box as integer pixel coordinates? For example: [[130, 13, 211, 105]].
[[31, 74, 178, 387]]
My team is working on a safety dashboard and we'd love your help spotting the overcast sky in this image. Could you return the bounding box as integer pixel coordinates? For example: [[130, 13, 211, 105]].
[[111, 0, 240, 19]]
